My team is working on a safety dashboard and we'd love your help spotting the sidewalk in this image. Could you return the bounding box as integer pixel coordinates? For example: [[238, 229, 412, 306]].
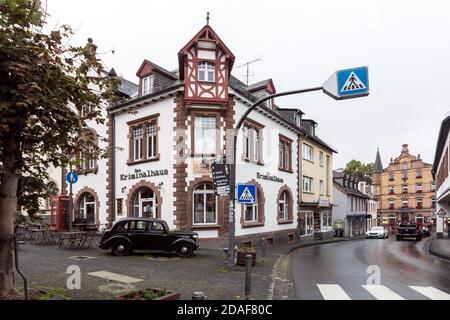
[[428, 234, 450, 260]]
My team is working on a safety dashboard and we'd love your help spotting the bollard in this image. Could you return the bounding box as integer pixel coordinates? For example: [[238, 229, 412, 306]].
[[245, 254, 252, 299], [192, 291, 205, 300], [261, 237, 266, 259]]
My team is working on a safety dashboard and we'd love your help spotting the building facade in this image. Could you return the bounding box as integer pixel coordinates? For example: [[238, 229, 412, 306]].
[[333, 171, 369, 237], [372, 144, 436, 232], [358, 179, 378, 230], [432, 114, 450, 238], [41, 23, 336, 245]]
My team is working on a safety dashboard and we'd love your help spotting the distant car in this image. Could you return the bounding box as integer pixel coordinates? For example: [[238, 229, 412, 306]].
[[420, 226, 431, 237], [98, 218, 199, 257], [366, 226, 389, 239], [396, 222, 422, 241]]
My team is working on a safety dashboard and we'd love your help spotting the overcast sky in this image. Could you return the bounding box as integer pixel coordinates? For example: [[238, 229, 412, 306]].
[[46, 0, 450, 169]]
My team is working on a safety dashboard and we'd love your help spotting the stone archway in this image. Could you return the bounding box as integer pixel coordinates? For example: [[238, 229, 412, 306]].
[[126, 180, 162, 219]]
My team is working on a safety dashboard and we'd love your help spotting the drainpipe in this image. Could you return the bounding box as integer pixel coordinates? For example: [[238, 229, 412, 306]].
[[110, 113, 116, 228]]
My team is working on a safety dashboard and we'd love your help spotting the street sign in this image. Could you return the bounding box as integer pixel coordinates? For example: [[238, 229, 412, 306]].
[[66, 171, 78, 184], [436, 208, 447, 216], [323, 66, 369, 100], [237, 184, 257, 204], [211, 163, 230, 197]]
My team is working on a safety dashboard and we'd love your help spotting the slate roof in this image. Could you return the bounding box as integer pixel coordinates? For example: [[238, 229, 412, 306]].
[[374, 148, 383, 173], [117, 77, 138, 97], [333, 171, 369, 198], [246, 79, 272, 92]]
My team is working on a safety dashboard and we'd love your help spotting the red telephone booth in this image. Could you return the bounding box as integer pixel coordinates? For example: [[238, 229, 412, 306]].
[[50, 195, 71, 231]]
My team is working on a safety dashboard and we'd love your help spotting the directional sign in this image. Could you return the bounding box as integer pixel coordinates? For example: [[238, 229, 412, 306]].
[[323, 66, 369, 100], [211, 163, 230, 197], [66, 171, 78, 184], [436, 208, 447, 216], [237, 184, 257, 204]]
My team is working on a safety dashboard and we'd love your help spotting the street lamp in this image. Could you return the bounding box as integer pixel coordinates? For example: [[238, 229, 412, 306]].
[[227, 66, 370, 267]]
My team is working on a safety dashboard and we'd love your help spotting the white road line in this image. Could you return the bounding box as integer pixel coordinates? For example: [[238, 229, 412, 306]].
[[87, 271, 144, 284], [362, 285, 405, 300], [409, 286, 450, 300], [317, 284, 351, 300]]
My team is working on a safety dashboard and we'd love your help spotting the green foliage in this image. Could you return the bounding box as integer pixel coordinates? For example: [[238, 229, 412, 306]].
[[37, 287, 69, 300], [344, 160, 375, 178], [0, 0, 120, 214], [118, 288, 169, 300]]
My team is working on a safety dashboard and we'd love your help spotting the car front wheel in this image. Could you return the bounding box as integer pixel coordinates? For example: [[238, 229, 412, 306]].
[[176, 242, 194, 258], [112, 240, 131, 256]]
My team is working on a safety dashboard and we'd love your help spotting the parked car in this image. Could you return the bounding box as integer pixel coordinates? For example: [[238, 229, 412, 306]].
[[396, 222, 422, 241], [98, 218, 199, 257], [365, 226, 389, 239]]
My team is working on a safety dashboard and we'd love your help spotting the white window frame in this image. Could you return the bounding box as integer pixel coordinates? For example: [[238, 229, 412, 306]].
[[80, 193, 95, 222], [253, 128, 259, 162], [389, 199, 395, 208], [193, 184, 217, 225], [133, 126, 143, 161], [133, 188, 156, 218], [319, 180, 324, 196], [146, 122, 157, 159], [198, 62, 215, 82], [306, 212, 314, 235], [416, 198, 423, 207], [416, 184, 423, 192], [389, 186, 395, 193], [142, 75, 154, 95], [402, 199, 408, 208], [321, 211, 332, 231], [243, 127, 250, 160], [319, 151, 324, 166], [303, 143, 313, 162], [88, 144, 96, 169], [194, 116, 216, 156], [303, 176, 313, 193], [278, 191, 289, 220], [244, 203, 258, 223]]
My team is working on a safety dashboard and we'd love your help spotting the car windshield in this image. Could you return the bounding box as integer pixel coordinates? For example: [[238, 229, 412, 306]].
[[371, 227, 384, 231]]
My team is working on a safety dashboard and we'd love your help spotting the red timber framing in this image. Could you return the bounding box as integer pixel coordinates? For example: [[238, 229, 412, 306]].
[[178, 25, 235, 106]]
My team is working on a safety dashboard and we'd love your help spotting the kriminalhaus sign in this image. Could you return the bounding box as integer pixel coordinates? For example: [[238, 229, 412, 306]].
[[323, 66, 370, 100]]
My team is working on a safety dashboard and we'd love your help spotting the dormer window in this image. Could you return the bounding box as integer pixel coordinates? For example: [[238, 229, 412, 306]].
[[198, 62, 215, 82], [142, 75, 154, 95], [295, 114, 301, 127]]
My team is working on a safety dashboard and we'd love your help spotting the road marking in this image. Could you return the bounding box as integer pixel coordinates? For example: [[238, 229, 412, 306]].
[[362, 285, 405, 300], [317, 284, 351, 300], [409, 286, 450, 300], [87, 271, 144, 284]]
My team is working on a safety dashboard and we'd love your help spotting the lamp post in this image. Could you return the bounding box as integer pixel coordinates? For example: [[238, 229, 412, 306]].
[[227, 86, 323, 268]]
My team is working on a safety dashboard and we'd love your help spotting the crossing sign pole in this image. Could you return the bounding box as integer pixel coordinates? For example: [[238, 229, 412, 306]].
[[227, 65, 370, 268]]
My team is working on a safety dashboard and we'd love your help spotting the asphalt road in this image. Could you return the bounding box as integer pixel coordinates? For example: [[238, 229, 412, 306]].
[[291, 237, 450, 300]]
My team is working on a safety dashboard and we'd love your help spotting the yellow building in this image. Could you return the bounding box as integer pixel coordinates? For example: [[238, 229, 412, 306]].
[[372, 144, 436, 230], [298, 119, 335, 240]]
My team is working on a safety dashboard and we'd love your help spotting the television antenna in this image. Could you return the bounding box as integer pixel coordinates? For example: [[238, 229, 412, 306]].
[[236, 56, 263, 86]]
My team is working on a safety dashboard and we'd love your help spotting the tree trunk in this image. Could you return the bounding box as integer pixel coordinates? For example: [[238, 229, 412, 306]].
[[0, 133, 21, 298]]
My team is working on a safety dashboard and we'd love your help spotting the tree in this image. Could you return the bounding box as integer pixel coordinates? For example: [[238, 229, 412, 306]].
[[344, 160, 374, 178], [0, 0, 118, 297]]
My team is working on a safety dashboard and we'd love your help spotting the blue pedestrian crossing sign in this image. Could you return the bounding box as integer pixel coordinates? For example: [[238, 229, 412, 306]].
[[237, 184, 257, 204], [323, 66, 369, 100], [66, 171, 78, 184]]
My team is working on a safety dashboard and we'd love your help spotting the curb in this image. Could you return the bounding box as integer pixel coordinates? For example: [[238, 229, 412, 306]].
[[428, 238, 450, 261], [287, 236, 366, 254]]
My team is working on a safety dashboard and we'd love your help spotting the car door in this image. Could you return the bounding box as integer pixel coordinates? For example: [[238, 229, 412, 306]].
[[128, 220, 149, 250], [146, 221, 172, 250]]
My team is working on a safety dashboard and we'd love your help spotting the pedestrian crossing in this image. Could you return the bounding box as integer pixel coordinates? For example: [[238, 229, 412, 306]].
[[316, 284, 450, 300]]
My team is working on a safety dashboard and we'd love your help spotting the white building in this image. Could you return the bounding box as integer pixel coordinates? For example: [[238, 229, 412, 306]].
[[333, 171, 368, 237], [44, 23, 336, 245], [358, 179, 378, 230], [432, 114, 450, 238]]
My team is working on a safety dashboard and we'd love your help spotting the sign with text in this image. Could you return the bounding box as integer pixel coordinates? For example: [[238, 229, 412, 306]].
[[211, 163, 230, 197], [237, 184, 257, 204]]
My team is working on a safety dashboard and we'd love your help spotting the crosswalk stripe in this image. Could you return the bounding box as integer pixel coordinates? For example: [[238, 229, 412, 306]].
[[409, 286, 450, 300], [362, 285, 405, 300], [317, 284, 351, 300]]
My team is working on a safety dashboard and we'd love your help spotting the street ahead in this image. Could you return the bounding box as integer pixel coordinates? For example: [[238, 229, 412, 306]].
[[291, 237, 450, 300]]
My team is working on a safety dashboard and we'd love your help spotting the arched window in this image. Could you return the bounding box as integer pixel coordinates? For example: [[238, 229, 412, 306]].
[[193, 183, 216, 225], [79, 192, 96, 224], [198, 62, 215, 82], [133, 188, 156, 218], [278, 191, 289, 220]]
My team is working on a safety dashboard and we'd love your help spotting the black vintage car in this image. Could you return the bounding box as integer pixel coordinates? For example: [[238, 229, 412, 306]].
[[98, 218, 199, 257]]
